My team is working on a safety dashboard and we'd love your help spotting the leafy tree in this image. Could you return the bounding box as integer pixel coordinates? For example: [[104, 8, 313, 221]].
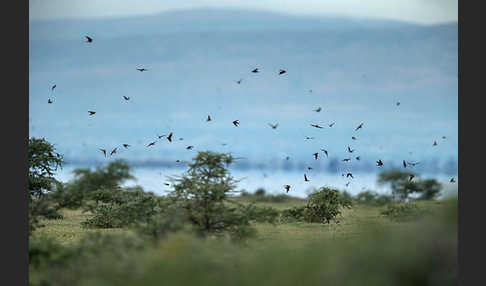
[[51, 159, 135, 208], [417, 179, 442, 200], [305, 187, 350, 223], [28, 137, 64, 234], [168, 151, 255, 240], [378, 170, 420, 201]]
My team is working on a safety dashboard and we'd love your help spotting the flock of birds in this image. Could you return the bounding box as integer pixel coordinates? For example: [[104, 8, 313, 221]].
[[46, 35, 456, 194]]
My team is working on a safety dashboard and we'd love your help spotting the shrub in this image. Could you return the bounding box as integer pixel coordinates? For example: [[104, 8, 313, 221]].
[[355, 191, 393, 206], [305, 187, 349, 223], [280, 206, 307, 223], [254, 188, 266, 196], [244, 204, 280, 223], [167, 151, 255, 241], [380, 203, 429, 222]]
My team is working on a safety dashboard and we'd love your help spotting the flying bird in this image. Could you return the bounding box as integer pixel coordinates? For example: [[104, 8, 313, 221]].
[[164, 183, 170, 186], [99, 148, 107, 157], [167, 132, 173, 142], [284, 185, 291, 193], [321, 149, 328, 157], [450, 178, 456, 183], [355, 123, 364, 131], [407, 161, 420, 167], [442, 136, 447, 139], [403, 160, 407, 168], [307, 167, 313, 171], [207, 115, 212, 122], [310, 124, 324, 129], [313, 152, 319, 160], [345, 182, 351, 187], [356, 156, 361, 161], [346, 173, 354, 179], [313, 107, 322, 112], [110, 148, 118, 156], [48, 98, 53, 104], [233, 120, 240, 127], [279, 69, 286, 75], [179, 138, 184, 141], [304, 174, 310, 182], [396, 102, 401, 106], [342, 158, 351, 162], [305, 137, 315, 140], [409, 174, 415, 182], [268, 123, 279, 129], [328, 122, 335, 127], [88, 111, 96, 116], [51, 84, 56, 91], [136, 68, 148, 72], [236, 79, 242, 84], [122, 144, 130, 149], [147, 141, 156, 147], [123, 96, 130, 101], [85, 36, 93, 43], [433, 141, 438, 146], [286, 156, 290, 160], [157, 134, 166, 139], [186, 146, 194, 150], [347, 146, 354, 153], [251, 68, 259, 73], [352, 136, 357, 140], [376, 159, 384, 166]]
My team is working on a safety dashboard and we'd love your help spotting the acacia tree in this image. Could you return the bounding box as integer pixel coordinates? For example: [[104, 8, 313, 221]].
[[377, 170, 442, 201], [168, 151, 254, 240], [28, 137, 64, 233]]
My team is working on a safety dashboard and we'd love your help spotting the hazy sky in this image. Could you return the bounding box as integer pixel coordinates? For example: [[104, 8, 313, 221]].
[[30, 0, 457, 24]]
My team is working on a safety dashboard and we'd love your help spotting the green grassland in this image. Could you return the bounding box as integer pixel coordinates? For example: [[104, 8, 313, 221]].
[[32, 197, 448, 246]]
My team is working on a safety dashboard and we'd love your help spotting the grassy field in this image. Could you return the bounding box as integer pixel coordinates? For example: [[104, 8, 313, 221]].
[[32, 197, 448, 246]]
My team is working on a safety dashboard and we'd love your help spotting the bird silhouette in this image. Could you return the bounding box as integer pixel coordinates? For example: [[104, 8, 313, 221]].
[[313, 152, 319, 160], [305, 137, 315, 140], [51, 84, 56, 91], [376, 159, 384, 166], [321, 149, 328, 157], [328, 122, 335, 127], [346, 173, 354, 179], [409, 174, 415, 182], [307, 167, 313, 170], [304, 174, 310, 182], [233, 120, 240, 127], [252, 68, 259, 73], [48, 98, 53, 104], [403, 160, 407, 168], [123, 96, 130, 101], [279, 69, 286, 75], [122, 144, 130, 148], [345, 181, 351, 187], [285, 185, 291, 193], [313, 107, 322, 112], [85, 36, 93, 43], [356, 156, 361, 161], [433, 141, 438, 146], [147, 141, 156, 147], [286, 156, 290, 160], [352, 136, 357, 140], [268, 123, 279, 129], [136, 68, 148, 72], [442, 136, 447, 139], [236, 79, 242, 84], [99, 148, 106, 157], [179, 138, 184, 141], [310, 124, 323, 129], [207, 115, 212, 122], [396, 102, 401, 106], [186, 146, 194, 150], [164, 183, 170, 186], [407, 161, 420, 167], [342, 158, 351, 162], [347, 146, 354, 153], [355, 123, 364, 131], [110, 148, 118, 156], [167, 132, 173, 142], [88, 111, 96, 116], [450, 178, 456, 183]]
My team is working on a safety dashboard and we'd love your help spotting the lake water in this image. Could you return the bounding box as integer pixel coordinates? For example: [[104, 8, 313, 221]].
[[54, 166, 458, 199]]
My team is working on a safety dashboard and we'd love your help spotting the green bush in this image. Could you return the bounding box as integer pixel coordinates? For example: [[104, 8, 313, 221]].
[[244, 204, 280, 223], [355, 191, 393, 206], [167, 151, 256, 241], [280, 206, 307, 223], [381, 203, 429, 222], [305, 187, 350, 223]]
